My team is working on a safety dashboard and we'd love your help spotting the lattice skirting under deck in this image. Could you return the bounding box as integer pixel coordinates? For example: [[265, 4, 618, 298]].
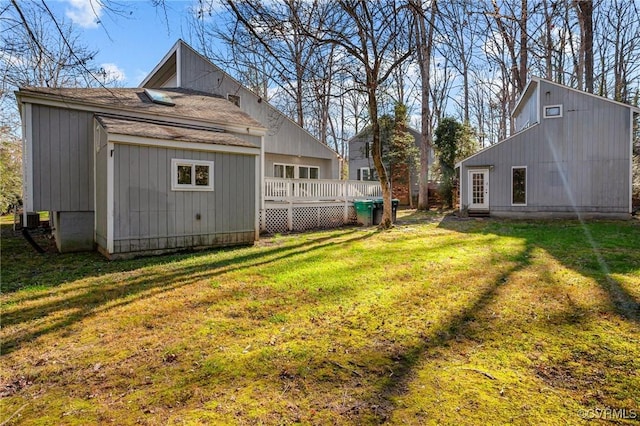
[[261, 203, 358, 233]]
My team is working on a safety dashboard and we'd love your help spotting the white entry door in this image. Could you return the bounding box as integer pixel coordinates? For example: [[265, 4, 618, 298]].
[[468, 169, 489, 210]]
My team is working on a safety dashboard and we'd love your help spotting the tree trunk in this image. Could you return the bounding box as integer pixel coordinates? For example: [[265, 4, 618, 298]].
[[519, 0, 528, 91], [414, 0, 437, 211], [575, 0, 594, 93], [368, 89, 393, 228]]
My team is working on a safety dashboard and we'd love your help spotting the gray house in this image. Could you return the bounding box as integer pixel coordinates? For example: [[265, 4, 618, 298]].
[[17, 87, 265, 257], [349, 126, 434, 205], [457, 77, 639, 218], [141, 40, 341, 180]]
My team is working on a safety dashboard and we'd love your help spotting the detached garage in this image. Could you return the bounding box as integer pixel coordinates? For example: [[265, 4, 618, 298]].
[[17, 87, 265, 258]]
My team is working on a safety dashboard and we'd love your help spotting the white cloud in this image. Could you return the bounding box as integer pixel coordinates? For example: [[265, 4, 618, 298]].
[[65, 0, 103, 29], [100, 63, 126, 82]]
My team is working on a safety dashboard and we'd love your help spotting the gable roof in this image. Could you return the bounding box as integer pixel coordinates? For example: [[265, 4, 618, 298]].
[[512, 76, 640, 117], [16, 87, 266, 136], [140, 39, 180, 88], [142, 39, 341, 160]]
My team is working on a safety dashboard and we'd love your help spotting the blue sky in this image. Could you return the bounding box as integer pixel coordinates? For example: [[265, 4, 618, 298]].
[[48, 0, 207, 86]]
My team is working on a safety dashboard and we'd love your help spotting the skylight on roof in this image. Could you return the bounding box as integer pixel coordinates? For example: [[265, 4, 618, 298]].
[[144, 88, 175, 106]]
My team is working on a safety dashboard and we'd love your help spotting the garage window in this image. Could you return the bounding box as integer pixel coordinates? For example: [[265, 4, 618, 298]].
[[171, 159, 214, 191]]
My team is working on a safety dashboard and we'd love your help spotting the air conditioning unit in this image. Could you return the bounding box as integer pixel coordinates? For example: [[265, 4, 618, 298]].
[[19, 212, 40, 229]]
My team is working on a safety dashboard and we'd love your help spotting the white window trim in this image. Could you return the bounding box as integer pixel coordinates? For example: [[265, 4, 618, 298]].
[[359, 167, 372, 181], [274, 163, 295, 179], [543, 104, 563, 118], [171, 158, 214, 191], [511, 166, 527, 206], [273, 163, 319, 179], [298, 165, 319, 179]]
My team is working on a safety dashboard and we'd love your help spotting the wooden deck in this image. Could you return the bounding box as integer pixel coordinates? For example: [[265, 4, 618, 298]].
[[261, 178, 382, 233]]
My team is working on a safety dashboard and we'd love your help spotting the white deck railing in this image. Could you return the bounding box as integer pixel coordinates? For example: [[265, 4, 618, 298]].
[[264, 178, 382, 202]]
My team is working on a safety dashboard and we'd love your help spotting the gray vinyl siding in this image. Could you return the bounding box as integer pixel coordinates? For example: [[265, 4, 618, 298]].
[[95, 125, 108, 249], [348, 128, 430, 186], [461, 80, 631, 214], [348, 132, 375, 180], [112, 144, 256, 253], [168, 44, 339, 178], [30, 105, 93, 211]]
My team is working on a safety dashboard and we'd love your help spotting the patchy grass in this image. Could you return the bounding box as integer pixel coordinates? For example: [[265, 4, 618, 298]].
[[1, 213, 639, 425]]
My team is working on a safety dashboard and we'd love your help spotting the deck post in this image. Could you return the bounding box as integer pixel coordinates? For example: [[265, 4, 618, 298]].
[[287, 202, 293, 231], [343, 181, 349, 223]]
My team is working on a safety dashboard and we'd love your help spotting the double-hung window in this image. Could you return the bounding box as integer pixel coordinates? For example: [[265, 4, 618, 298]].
[[171, 159, 214, 191]]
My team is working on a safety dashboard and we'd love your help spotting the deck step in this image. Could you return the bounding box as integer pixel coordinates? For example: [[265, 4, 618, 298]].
[[468, 210, 490, 218]]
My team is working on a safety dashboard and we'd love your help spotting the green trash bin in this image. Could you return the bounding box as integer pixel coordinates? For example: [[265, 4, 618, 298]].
[[354, 199, 374, 226], [372, 198, 399, 225]]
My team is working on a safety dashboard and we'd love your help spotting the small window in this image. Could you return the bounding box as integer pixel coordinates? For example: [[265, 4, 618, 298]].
[[171, 159, 214, 191], [359, 167, 375, 181], [228, 94, 240, 107], [543, 105, 562, 118], [512, 166, 527, 205], [364, 142, 370, 158]]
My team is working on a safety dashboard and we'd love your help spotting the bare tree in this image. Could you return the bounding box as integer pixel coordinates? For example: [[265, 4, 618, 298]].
[[411, 0, 438, 211], [0, 1, 107, 139], [219, 1, 333, 128], [573, 0, 594, 93], [438, 0, 484, 123], [595, 0, 640, 102], [310, 0, 414, 227]]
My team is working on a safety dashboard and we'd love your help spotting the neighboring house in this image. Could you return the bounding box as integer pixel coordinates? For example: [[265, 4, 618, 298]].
[[348, 126, 434, 204], [141, 40, 341, 180], [17, 87, 266, 257], [457, 77, 640, 218]]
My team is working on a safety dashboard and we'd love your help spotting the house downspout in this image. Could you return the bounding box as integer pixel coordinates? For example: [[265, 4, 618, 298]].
[[106, 141, 115, 254], [631, 110, 636, 214], [22, 102, 34, 223], [257, 134, 265, 238]]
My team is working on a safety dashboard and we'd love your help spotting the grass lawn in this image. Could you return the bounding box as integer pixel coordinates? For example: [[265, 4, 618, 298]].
[[1, 211, 639, 425]]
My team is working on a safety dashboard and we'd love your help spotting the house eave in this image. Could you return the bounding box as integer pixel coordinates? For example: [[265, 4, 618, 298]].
[[528, 77, 640, 113], [457, 122, 541, 168], [16, 90, 267, 137], [144, 40, 339, 158], [139, 39, 181, 87], [104, 133, 261, 156]]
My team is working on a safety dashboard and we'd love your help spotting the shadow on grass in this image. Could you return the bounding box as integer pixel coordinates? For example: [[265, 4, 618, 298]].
[[1, 228, 376, 355], [370, 242, 535, 421], [437, 216, 640, 324], [1, 225, 362, 295], [359, 217, 639, 422]]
